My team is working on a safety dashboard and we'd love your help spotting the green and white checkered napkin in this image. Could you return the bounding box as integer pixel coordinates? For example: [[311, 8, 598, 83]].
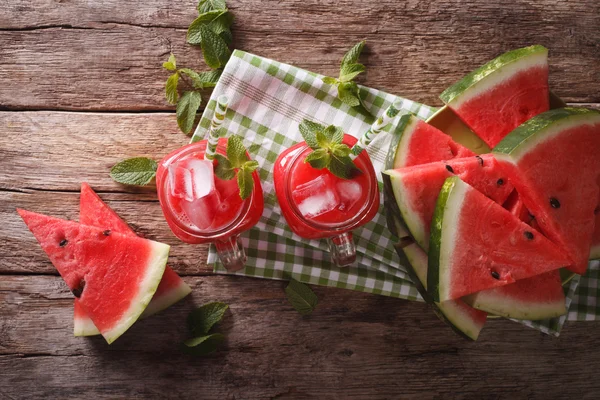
[[192, 50, 600, 336]]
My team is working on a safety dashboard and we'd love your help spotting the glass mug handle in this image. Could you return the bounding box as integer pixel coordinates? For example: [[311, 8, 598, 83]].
[[214, 235, 247, 271], [327, 231, 356, 267]]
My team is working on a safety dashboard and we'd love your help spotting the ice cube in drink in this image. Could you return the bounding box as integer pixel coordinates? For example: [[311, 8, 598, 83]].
[[292, 174, 340, 218], [337, 180, 362, 212]]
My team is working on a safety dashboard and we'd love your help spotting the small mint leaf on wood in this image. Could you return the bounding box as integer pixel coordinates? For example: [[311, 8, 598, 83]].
[[179, 68, 222, 90], [110, 157, 157, 186], [200, 25, 231, 69], [163, 53, 177, 71], [338, 82, 361, 107], [340, 40, 365, 68], [187, 10, 224, 44], [214, 154, 235, 180], [176, 91, 202, 134], [181, 333, 225, 356], [165, 72, 179, 105], [285, 279, 318, 316], [197, 0, 227, 13], [187, 302, 229, 336], [322, 76, 339, 85], [339, 63, 365, 83]]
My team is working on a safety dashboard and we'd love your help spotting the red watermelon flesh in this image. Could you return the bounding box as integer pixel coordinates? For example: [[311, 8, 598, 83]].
[[18, 209, 169, 343], [440, 45, 549, 148], [494, 108, 600, 274], [428, 177, 572, 302], [463, 269, 566, 320], [385, 154, 513, 249], [391, 114, 475, 169], [74, 183, 191, 336]]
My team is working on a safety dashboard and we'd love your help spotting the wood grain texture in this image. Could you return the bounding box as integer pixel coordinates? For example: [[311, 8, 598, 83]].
[[0, 0, 599, 110], [2, 275, 600, 399]]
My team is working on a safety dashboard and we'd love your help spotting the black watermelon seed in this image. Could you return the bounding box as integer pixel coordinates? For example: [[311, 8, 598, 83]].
[[72, 280, 85, 298], [497, 178, 504, 186], [59, 239, 68, 247], [550, 197, 561, 209], [476, 156, 484, 166], [524, 231, 534, 240], [103, 230, 111, 236], [445, 165, 454, 174], [491, 271, 500, 280], [595, 207, 599, 215]]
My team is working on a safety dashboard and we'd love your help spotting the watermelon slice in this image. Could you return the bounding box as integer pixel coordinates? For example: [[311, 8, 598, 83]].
[[384, 154, 513, 250], [383, 192, 486, 340], [463, 270, 566, 320], [18, 209, 169, 344], [427, 177, 571, 302], [440, 45, 549, 148], [494, 107, 600, 274], [74, 183, 191, 336], [386, 113, 475, 169]]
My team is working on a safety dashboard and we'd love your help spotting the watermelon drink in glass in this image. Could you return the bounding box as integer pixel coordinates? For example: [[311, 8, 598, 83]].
[[274, 133, 379, 266], [156, 96, 263, 271]]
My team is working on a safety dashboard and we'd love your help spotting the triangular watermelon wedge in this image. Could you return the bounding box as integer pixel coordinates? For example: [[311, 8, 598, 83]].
[[386, 113, 475, 169], [440, 45, 550, 148], [494, 107, 600, 274], [18, 209, 169, 344], [384, 154, 513, 250], [427, 177, 572, 302], [74, 183, 191, 336]]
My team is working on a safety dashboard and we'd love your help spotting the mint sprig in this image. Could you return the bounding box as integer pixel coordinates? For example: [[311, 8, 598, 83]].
[[182, 301, 229, 357], [214, 135, 259, 200], [110, 157, 157, 186], [162, 53, 222, 134], [163, 0, 234, 135], [322, 41, 368, 110], [298, 119, 361, 180]]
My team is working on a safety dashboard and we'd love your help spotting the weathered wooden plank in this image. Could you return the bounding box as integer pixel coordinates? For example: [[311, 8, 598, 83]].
[[0, 0, 599, 110], [1, 274, 600, 399]]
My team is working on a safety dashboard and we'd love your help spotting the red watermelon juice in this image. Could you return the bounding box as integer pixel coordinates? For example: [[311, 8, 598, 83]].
[[273, 135, 379, 266], [156, 138, 263, 271]]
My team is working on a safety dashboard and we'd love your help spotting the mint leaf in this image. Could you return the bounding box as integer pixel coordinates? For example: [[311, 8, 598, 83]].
[[200, 25, 231, 69], [208, 11, 234, 36], [176, 91, 202, 134], [285, 279, 318, 316], [181, 333, 225, 356], [316, 130, 331, 148], [322, 76, 339, 85], [242, 160, 259, 173], [179, 68, 221, 89], [214, 154, 235, 180], [219, 29, 234, 46], [332, 143, 351, 157], [237, 167, 253, 200], [198, 0, 226, 13], [165, 72, 179, 105], [163, 53, 177, 71], [339, 63, 365, 82], [187, 302, 229, 336], [341, 40, 365, 68], [110, 157, 157, 186], [226, 135, 248, 168], [304, 148, 330, 169], [329, 153, 361, 179], [338, 81, 361, 107], [299, 119, 325, 149], [187, 10, 224, 44], [330, 125, 344, 144]]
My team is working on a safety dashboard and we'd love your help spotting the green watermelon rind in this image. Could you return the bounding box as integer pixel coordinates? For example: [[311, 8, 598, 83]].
[[439, 45, 548, 107], [102, 242, 170, 344], [493, 107, 600, 160], [385, 113, 420, 170], [383, 175, 485, 340], [427, 176, 466, 303], [74, 280, 192, 337], [462, 287, 566, 321]]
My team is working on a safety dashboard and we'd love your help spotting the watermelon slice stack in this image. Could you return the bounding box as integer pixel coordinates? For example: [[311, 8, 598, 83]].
[[384, 45, 600, 339], [19, 184, 191, 343]]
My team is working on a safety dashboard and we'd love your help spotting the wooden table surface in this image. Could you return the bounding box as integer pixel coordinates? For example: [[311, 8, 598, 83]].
[[1, 1, 600, 398]]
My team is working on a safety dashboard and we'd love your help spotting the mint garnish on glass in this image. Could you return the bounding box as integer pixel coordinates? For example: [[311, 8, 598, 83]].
[[299, 119, 362, 180], [213, 135, 259, 200]]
